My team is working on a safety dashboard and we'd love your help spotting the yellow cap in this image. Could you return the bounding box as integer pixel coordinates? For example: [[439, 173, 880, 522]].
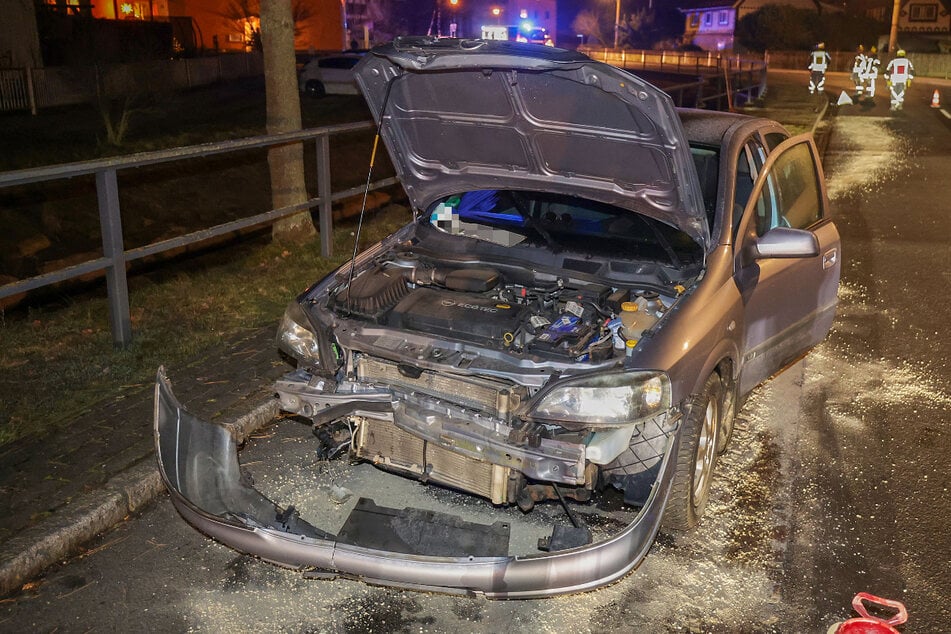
[[625, 339, 637, 348], [620, 301, 639, 312]]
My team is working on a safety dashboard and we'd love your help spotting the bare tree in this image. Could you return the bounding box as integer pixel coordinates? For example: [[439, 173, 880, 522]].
[[260, 0, 316, 243], [221, 0, 315, 46], [573, 10, 608, 46]]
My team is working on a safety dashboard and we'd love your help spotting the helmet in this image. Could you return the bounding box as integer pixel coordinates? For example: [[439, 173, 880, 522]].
[[817, 42, 826, 50], [897, 49, 906, 57], [857, 44, 864, 52], [870, 46, 877, 54]]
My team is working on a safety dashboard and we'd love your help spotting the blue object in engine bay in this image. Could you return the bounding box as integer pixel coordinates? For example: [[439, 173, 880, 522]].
[[529, 314, 596, 359]]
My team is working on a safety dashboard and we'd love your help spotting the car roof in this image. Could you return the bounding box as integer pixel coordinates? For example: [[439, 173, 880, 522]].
[[677, 108, 788, 148]]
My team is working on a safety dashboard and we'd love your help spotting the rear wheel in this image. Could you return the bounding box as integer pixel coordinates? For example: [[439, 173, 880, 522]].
[[304, 79, 326, 97], [662, 373, 721, 531]]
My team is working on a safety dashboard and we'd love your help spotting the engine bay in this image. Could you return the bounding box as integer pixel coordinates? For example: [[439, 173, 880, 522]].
[[328, 249, 686, 364]]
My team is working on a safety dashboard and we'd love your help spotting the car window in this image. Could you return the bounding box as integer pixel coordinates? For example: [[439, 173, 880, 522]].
[[763, 132, 787, 151], [318, 56, 360, 70], [752, 142, 823, 236], [733, 140, 767, 239]]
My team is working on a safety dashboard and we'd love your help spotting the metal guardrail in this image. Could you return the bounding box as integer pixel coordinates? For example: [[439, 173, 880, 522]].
[[0, 121, 397, 348], [581, 47, 768, 110], [581, 47, 767, 74]]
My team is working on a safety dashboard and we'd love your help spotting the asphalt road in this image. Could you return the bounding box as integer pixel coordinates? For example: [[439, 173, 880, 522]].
[[780, 78, 951, 631], [1, 79, 949, 633]]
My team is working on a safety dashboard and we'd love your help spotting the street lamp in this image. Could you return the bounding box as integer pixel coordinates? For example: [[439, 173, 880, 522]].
[[492, 6, 501, 25], [614, 0, 621, 50]]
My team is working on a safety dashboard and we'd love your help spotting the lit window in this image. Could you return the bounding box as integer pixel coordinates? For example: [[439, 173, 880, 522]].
[[908, 3, 937, 20], [114, 1, 151, 19]]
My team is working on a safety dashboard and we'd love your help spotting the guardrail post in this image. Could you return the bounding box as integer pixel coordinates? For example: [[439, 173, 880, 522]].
[[96, 168, 132, 348], [316, 134, 333, 258]]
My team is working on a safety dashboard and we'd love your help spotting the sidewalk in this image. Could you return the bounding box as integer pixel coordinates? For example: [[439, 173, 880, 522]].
[[0, 326, 287, 596], [0, 69, 837, 599]]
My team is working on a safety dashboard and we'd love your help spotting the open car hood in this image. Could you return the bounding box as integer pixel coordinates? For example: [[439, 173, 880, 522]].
[[354, 37, 708, 248]]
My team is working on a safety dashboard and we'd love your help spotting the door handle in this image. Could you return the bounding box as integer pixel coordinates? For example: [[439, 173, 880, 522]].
[[822, 247, 838, 270]]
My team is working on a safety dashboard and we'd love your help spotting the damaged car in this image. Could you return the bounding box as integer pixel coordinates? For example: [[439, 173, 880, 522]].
[[155, 37, 840, 598]]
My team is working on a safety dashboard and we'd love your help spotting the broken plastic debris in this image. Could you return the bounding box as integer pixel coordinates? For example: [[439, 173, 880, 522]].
[[329, 484, 353, 504]]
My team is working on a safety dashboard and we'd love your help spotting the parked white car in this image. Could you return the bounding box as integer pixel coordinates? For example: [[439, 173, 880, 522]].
[[298, 53, 363, 97]]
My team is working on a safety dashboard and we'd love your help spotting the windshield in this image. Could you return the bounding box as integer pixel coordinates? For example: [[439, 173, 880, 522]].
[[426, 190, 703, 267]]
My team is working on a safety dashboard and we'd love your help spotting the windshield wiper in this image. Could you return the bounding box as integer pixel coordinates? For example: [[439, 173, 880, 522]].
[[508, 191, 562, 253]]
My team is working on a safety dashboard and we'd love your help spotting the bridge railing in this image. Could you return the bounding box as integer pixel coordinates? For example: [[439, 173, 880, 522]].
[[578, 47, 768, 109]]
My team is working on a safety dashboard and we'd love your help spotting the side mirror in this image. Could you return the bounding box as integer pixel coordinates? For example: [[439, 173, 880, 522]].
[[749, 227, 819, 260]]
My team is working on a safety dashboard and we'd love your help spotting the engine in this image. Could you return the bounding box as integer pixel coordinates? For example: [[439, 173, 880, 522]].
[[330, 254, 675, 363]]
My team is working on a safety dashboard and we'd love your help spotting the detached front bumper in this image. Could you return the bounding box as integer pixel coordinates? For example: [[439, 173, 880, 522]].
[[154, 368, 679, 598]]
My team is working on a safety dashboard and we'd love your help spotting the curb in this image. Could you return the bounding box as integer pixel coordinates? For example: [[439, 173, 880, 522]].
[[0, 395, 280, 598]]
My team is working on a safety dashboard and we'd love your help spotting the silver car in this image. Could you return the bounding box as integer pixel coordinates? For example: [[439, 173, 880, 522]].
[[156, 38, 840, 598]]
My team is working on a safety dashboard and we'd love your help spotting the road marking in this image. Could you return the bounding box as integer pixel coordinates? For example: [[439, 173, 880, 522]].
[[941, 108, 951, 120]]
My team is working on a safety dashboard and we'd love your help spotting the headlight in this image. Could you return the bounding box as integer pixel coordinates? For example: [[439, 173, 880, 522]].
[[531, 371, 671, 426], [276, 301, 321, 366]]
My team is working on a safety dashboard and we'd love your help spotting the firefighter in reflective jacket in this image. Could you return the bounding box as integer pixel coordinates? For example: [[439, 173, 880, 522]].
[[864, 46, 881, 99], [852, 45, 867, 96], [885, 50, 914, 110], [808, 42, 831, 95]]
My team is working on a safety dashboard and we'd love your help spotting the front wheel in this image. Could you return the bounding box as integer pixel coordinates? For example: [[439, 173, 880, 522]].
[[662, 373, 721, 531]]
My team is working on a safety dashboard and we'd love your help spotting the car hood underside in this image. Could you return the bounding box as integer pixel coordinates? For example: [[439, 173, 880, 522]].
[[154, 368, 680, 598], [355, 37, 708, 248]]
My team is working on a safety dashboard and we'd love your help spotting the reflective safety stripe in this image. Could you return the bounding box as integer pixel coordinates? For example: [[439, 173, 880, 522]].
[[892, 61, 908, 80]]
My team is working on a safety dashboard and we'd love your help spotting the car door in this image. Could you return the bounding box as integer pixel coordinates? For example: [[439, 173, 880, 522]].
[[733, 134, 841, 394], [319, 56, 360, 93]]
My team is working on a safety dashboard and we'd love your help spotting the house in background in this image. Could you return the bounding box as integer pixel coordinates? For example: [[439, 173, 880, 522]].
[[678, 0, 837, 51], [858, 0, 951, 51], [895, 0, 951, 50], [33, 0, 345, 61]]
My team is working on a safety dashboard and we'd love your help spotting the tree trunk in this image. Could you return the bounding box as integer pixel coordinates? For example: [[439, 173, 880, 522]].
[[260, 0, 316, 244]]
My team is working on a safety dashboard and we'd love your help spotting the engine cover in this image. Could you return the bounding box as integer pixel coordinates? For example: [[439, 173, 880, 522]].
[[386, 288, 527, 347]]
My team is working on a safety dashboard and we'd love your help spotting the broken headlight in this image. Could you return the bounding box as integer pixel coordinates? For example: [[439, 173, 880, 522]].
[[277, 300, 321, 366], [530, 371, 671, 427]]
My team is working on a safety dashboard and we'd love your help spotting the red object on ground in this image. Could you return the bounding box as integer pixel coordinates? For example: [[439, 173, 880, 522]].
[[835, 593, 908, 633], [931, 89, 941, 108]]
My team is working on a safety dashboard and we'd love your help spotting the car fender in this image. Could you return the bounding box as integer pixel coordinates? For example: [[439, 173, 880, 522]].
[[631, 247, 741, 402]]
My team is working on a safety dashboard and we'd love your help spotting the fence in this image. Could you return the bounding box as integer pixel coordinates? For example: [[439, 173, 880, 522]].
[[0, 69, 35, 113], [0, 121, 397, 348], [580, 47, 767, 74], [579, 47, 768, 109], [0, 53, 264, 113]]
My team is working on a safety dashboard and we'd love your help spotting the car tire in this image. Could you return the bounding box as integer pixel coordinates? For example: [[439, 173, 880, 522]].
[[304, 79, 326, 98], [716, 377, 736, 455], [662, 372, 721, 531]]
